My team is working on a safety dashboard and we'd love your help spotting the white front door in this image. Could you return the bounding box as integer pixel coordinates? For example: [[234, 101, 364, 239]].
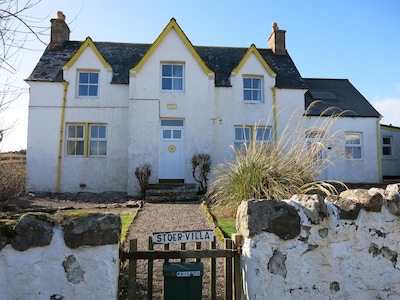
[[160, 120, 184, 180]]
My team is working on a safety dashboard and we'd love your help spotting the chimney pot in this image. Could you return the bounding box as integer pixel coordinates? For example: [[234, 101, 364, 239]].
[[57, 11, 65, 20]]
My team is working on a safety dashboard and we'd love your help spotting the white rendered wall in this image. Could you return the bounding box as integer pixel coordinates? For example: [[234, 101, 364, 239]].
[[381, 127, 400, 177], [129, 27, 215, 189], [26, 82, 65, 192], [27, 46, 130, 193], [240, 200, 400, 300], [0, 226, 119, 300], [305, 116, 381, 183]]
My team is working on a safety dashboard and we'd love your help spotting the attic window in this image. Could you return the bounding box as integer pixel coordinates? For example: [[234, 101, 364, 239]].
[[78, 71, 99, 97], [309, 90, 337, 100], [243, 77, 263, 101], [161, 64, 184, 91]]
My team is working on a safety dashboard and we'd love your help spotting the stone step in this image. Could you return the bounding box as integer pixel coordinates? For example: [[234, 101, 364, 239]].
[[145, 184, 199, 203]]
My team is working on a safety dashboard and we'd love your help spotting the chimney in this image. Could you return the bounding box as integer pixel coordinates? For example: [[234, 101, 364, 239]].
[[268, 22, 287, 55], [48, 11, 70, 48]]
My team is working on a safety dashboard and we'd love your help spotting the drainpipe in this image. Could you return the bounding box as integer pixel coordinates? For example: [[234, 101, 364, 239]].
[[376, 116, 383, 182], [56, 81, 69, 193], [272, 87, 278, 144]]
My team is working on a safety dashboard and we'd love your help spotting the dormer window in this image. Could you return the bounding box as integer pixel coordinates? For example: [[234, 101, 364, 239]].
[[78, 71, 99, 97], [161, 64, 184, 91], [243, 77, 262, 102]]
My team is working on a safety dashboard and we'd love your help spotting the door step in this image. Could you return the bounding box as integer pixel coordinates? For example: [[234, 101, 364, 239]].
[[145, 183, 199, 203]]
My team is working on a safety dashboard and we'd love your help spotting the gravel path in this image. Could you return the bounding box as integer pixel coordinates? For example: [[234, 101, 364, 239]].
[[120, 201, 225, 300]]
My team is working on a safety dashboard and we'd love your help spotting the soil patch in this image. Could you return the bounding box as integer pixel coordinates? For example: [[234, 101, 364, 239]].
[[0, 192, 142, 219]]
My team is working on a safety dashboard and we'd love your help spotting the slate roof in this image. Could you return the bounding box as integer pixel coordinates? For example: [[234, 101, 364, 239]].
[[304, 78, 381, 118], [26, 40, 307, 89]]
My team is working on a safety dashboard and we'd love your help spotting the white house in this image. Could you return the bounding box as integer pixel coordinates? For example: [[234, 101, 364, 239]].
[[380, 124, 400, 179], [25, 13, 382, 195]]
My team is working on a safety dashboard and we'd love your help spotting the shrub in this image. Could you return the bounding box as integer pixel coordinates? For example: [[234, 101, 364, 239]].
[[207, 106, 346, 207], [191, 153, 211, 194], [0, 162, 25, 202], [134, 164, 152, 199]]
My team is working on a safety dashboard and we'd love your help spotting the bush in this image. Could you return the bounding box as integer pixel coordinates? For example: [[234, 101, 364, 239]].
[[134, 164, 152, 199], [0, 162, 25, 202], [207, 107, 346, 207], [192, 153, 211, 194]]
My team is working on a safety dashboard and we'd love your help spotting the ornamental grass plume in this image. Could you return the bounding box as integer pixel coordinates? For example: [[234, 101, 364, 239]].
[[207, 104, 347, 207]]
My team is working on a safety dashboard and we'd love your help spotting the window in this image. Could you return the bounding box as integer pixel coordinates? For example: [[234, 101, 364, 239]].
[[345, 132, 362, 159], [243, 77, 262, 101], [78, 72, 99, 97], [67, 124, 85, 155], [382, 136, 392, 156], [234, 126, 271, 148], [162, 64, 184, 91], [306, 130, 325, 165], [89, 125, 107, 156], [66, 123, 107, 157]]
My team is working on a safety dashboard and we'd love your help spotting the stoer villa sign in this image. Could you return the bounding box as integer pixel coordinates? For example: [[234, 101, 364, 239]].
[[152, 230, 214, 244]]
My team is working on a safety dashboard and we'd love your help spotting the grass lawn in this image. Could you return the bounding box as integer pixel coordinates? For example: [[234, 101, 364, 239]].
[[120, 212, 136, 244], [216, 218, 236, 238], [205, 203, 237, 239]]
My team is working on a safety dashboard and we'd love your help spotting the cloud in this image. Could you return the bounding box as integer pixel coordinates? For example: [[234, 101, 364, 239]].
[[372, 97, 400, 127]]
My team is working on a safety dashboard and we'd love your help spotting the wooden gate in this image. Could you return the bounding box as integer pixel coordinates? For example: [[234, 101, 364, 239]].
[[121, 233, 243, 300]]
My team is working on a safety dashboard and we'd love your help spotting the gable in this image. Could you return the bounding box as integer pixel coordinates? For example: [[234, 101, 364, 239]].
[[63, 37, 111, 71], [131, 18, 213, 77], [232, 44, 275, 77]]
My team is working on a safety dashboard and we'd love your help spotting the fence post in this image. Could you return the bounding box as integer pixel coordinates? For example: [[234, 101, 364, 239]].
[[224, 238, 233, 300], [147, 237, 153, 300], [232, 234, 244, 300], [210, 237, 216, 300], [128, 239, 137, 300]]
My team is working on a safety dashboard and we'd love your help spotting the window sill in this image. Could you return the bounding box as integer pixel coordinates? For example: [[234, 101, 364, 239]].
[[243, 100, 263, 104]]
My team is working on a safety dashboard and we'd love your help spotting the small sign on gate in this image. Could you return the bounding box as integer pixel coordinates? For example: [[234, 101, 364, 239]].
[[152, 230, 214, 244]]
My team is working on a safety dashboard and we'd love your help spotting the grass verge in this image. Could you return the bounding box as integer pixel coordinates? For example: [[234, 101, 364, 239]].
[[120, 212, 137, 244], [216, 218, 236, 238], [201, 201, 236, 240]]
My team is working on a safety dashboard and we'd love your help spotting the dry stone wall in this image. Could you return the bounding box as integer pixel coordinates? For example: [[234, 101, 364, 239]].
[[0, 213, 121, 300], [237, 183, 400, 300]]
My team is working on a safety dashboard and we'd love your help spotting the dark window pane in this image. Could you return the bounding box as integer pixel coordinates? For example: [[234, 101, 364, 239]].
[[98, 126, 106, 138], [244, 90, 252, 100], [163, 130, 171, 138], [79, 73, 88, 83], [162, 78, 172, 90], [243, 78, 251, 88], [161, 120, 184, 126], [173, 130, 181, 139], [89, 73, 99, 84], [383, 147, 392, 155], [162, 65, 172, 76], [89, 85, 98, 96], [256, 128, 270, 141], [78, 85, 88, 96]]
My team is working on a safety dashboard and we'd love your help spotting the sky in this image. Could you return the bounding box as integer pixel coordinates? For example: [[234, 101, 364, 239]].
[[1, 0, 399, 151]]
